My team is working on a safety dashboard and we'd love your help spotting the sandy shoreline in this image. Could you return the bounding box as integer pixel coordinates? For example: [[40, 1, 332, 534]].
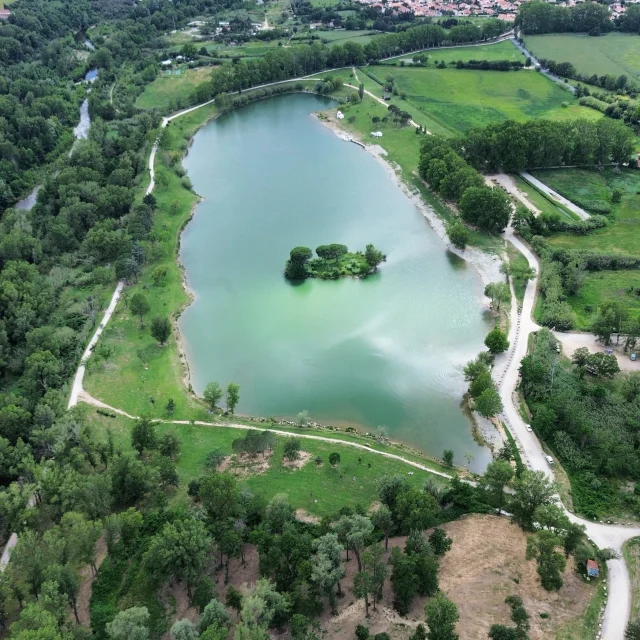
[[315, 113, 504, 289]]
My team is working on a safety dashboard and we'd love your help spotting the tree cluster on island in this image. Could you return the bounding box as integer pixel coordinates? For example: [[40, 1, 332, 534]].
[[284, 243, 386, 281]]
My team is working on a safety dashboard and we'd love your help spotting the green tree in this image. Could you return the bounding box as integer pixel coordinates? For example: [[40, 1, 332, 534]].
[[311, 533, 345, 614], [626, 620, 640, 640], [199, 473, 241, 528], [484, 282, 510, 311], [159, 432, 181, 459], [390, 547, 417, 615], [364, 244, 385, 270], [283, 439, 301, 461], [475, 387, 503, 418], [425, 593, 459, 640], [150, 317, 171, 345], [446, 220, 469, 250], [526, 530, 566, 591], [459, 186, 510, 233], [166, 398, 176, 415], [131, 414, 157, 455], [285, 247, 313, 280], [329, 452, 341, 467], [129, 293, 150, 326], [204, 382, 223, 412], [396, 489, 439, 533], [226, 383, 240, 413], [199, 598, 232, 634], [442, 450, 454, 467], [372, 504, 394, 550], [484, 328, 509, 354], [428, 528, 453, 557], [469, 371, 493, 399], [60, 512, 102, 574], [479, 460, 514, 514], [171, 619, 199, 640], [333, 514, 373, 571], [106, 606, 150, 640], [144, 517, 211, 596], [510, 470, 556, 532]]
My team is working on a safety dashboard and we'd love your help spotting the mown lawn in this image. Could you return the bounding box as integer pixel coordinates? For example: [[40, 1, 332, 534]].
[[382, 39, 523, 65], [513, 175, 576, 221], [369, 65, 600, 133], [525, 32, 640, 81], [83, 407, 449, 517], [135, 66, 216, 111], [567, 270, 640, 329], [536, 168, 640, 258]]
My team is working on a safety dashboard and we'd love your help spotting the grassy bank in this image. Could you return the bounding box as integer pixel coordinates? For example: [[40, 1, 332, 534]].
[[624, 537, 640, 622], [135, 66, 217, 111], [380, 39, 522, 65]]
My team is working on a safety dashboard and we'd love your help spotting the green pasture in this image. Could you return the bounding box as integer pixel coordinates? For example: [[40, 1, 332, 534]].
[[383, 39, 523, 65], [83, 408, 449, 517], [368, 65, 600, 133], [135, 66, 215, 110], [535, 168, 640, 259], [524, 33, 640, 81], [568, 270, 640, 329], [514, 175, 577, 221]]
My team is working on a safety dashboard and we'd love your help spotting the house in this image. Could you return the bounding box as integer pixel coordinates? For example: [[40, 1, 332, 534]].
[[587, 560, 599, 577]]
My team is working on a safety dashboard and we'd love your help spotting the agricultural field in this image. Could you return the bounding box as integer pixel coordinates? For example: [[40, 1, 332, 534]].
[[384, 39, 524, 65], [524, 33, 640, 81], [367, 65, 600, 133], [135, 66, 215, 110], [306, 28, 379, 45]]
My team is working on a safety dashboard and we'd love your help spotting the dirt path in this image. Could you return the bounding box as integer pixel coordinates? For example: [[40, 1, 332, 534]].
[[487, 173, 540, 215]]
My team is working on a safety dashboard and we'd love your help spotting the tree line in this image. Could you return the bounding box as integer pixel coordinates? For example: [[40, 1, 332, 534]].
[[516, 1, 612, 35]]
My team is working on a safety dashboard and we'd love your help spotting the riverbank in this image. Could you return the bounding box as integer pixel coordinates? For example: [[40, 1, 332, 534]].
[[316, 112, 504, 290]]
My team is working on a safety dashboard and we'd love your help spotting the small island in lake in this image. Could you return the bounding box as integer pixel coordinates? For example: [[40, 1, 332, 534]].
[[285, 243, 386, 280]]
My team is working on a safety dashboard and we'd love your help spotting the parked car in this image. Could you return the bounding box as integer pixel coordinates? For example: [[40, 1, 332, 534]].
[[526, 424, 532, 432], [546, 455, 554, 465], [632, 352, 637, 361]]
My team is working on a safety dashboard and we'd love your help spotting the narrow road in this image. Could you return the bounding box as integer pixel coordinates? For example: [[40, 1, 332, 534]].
[[520, 172, 590, 220], [510, 37, 576, 94]]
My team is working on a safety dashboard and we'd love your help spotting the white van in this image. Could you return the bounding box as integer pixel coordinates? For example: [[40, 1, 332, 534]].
[[546, 455, 554, 465]]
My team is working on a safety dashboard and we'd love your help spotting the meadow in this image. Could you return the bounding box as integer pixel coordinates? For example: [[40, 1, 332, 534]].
[[135, 66, 216, 111], [368, 65, 600, 133], [84, 408, 450, 517], [524, 33, 640, 80]]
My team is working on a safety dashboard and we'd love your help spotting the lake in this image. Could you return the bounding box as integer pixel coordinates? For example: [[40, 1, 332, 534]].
[[180, 93, 492, 471]]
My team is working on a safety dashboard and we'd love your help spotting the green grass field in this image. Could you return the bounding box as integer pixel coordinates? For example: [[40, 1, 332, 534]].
[[368, 65, 600, 133], [514, 175, 577, 221], [524, 33, 640, 81], [384, 39, 523, 65], [308, 29, 379, 45], [135, 66, 215, 110], [83, 407, 449, 517], [535, 168, 640, 258], [568, 270, 640, 329]]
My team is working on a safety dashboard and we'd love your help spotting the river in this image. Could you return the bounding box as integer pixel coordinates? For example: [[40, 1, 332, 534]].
[[180, 93, 492, 470]]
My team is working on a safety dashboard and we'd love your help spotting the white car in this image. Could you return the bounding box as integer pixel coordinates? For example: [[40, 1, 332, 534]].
[[526, 424, 532, 432], [546, 455, 554, 465]]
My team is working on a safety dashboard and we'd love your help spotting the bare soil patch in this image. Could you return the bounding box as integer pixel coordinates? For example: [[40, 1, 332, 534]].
[[322, 514, 595, 640], [282, 450, 312, 470], [218, 450, 273, 477], [76, 535, 108, 626], [296, 508, 320, 525]]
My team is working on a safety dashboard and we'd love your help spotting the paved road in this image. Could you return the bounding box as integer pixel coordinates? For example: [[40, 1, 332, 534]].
[[520, 172, 590, 220]]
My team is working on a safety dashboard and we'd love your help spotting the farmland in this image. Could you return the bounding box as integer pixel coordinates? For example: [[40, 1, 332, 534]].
[[135, 66, 216, 110], [367, 64, 600, 133], [524, 33, 640, 80]]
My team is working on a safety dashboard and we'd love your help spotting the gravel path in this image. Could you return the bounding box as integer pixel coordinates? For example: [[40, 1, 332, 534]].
[[520, 172, 590, 220]]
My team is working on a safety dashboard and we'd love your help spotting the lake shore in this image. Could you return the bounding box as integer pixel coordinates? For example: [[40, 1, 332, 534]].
[[315, 112, 504, 290]]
